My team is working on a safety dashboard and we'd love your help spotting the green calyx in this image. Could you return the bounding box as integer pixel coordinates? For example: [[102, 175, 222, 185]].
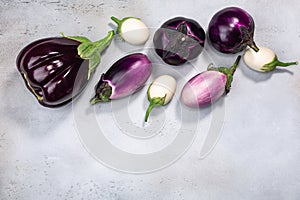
[[144, 96, 167, 122], [144, 83, 167, 122], [90, 81, 112, 105], [239, 26, 259, 52], [261, 56, 298, 72], [62, 30, 115, 80], [208, 55, 241, 94], [111, 16, 140, 39]]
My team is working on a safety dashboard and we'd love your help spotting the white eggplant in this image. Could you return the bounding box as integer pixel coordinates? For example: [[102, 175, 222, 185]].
[[243, 46, 298, 72], [111, 16, 150, 45], [144, 75, 176, 122]]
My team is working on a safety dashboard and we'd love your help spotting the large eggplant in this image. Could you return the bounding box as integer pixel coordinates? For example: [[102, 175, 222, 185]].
[[153, 17, 206, 66], [16, 31, 114, 107], [90, 53, 152, 104]]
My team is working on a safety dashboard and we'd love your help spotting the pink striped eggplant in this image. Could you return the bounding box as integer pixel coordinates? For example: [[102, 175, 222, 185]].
[[181, 56, 241, 107]]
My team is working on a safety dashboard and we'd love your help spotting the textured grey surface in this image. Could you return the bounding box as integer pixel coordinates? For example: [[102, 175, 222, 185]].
[[1, 0, 300, 199]]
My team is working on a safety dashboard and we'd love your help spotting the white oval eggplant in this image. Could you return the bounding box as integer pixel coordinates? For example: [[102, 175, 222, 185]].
[[243, 46, 298, 72], [111, 16, 150, 45], [144, 75, 177, 122]]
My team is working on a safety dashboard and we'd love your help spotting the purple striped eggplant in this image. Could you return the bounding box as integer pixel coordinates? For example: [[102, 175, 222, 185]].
[[90, 53, 152, 104], [16, 31, 115, 107], [181, 56, 241, 107]]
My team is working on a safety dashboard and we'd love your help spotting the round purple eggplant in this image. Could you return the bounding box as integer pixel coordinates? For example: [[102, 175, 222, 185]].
[[181, 56, 241, 107], [90, 53, 152, 104], [153, 17, 205, 66], [208, 7, 259, 54], [16, 31, 115, 108]]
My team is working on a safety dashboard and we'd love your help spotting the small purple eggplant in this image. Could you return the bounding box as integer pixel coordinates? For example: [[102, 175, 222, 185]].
[[208, 7, 259, 54], [153, 17, 205, 66], [90, 53, 152, 104], [181, 56, 241, 107]]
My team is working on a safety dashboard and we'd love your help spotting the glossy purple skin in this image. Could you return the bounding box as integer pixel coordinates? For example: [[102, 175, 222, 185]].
[[153, 17, 205, 66], [181, 71, 227, 107], [16, 37, 89, 107], [95, 53, 152, 100], [208, 7, 255, 53]]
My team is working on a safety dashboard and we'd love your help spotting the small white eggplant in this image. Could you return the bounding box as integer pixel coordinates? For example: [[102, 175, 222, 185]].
[[144, 75, 177, 122], [243, 46, 298, 72], [111, 16, 150, 45]]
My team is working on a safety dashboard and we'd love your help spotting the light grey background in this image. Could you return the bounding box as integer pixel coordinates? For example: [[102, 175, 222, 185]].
[[1, 0, 300, 199]]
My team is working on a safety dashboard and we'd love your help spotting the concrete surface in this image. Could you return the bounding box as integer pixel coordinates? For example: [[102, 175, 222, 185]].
[[1, 0, 300, 199]]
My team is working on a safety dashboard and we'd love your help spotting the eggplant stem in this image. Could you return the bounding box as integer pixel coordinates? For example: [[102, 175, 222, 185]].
[[64, 31, 115, 80], [93, 30, 115, 53], [250, 41, 259, 52], [87, 31, 115, 79], [229, 55, 241, 75], [275, 60, 298, 67], [144, 101, 155, 122], [111, 16, 121, 25], [144, 94, 167, 122], [239, 26, 259, 52], [207, 56, 241, 94], [262, 56, 298, 72]]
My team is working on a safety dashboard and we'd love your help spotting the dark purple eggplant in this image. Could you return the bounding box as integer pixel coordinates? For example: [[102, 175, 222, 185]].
[[90, 53, 152, 104], [208, 7, 259, 54], [16, 31, 114, 107], [153, 17, 205, 66]]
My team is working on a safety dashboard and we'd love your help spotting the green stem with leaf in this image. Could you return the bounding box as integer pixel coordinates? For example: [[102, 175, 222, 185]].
[[208, 55, 241, 94], [262, 56, 298, 72], [144, 83, 167, 122], [62, 30, 115, 80]]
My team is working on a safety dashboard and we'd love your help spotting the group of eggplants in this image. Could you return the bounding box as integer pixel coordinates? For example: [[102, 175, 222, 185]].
[[17, 7, 298, 122]]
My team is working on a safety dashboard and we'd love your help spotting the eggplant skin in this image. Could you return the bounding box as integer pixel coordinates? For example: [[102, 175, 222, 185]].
[[208, 7, 255, 54], [181, 71, 226, 107], [92, 53, 152, 103], [16, 37, 90, 107], [153, 17, 205, 66]]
